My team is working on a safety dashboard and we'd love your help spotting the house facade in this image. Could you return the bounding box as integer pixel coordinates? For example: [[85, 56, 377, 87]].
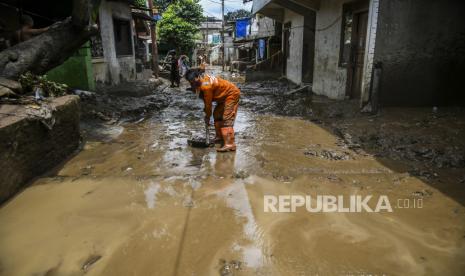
[[253, 0, 316, 85], [91, 0, 138, 85], [252, 0, 465, 107], [0, 0, 96, 90], [229, 14, 282, 80], [0, 0, 155, 89], [195, 18, 222, 65]]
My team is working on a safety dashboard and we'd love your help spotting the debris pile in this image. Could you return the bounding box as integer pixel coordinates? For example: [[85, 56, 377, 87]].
[[80, 80, 170, 122], [356, 130, 465, 169], [322, 107, 465, 176], [304, 148, 352, 161], [238, 80, 313, 117]]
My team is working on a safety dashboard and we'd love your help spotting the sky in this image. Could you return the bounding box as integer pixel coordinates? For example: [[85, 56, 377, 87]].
[[198, 0, 253, 19]]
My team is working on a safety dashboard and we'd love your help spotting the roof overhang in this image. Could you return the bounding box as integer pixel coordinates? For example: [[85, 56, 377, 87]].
[[253, 0, 320, 22], [132, 11, 156, 22]]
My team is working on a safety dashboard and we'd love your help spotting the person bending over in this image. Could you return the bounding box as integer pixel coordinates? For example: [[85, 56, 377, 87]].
[[185, 68, 240, 152]]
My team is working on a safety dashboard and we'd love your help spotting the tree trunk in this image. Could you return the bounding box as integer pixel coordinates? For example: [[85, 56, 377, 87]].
[[0, 0, 97, 80]]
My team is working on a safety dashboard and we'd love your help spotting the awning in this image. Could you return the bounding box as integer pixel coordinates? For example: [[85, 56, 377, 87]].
[[132, 11, 156, 22]]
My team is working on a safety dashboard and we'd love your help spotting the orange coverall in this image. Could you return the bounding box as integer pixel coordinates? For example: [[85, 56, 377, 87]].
[[197, 74, 240, 127]]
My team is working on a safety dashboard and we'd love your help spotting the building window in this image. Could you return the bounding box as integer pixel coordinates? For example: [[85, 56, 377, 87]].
[[113, 18, 133, 56], [339, 8, 353, 67]]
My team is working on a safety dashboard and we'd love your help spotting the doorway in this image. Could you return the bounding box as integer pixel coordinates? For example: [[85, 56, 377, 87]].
[[347, 11, 368, 99], [283, 22, 291, 75], [302, 11, 316, 83]]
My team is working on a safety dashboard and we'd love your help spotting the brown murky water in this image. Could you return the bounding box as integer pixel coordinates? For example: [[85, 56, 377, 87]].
[[1, 84, 465, 276]]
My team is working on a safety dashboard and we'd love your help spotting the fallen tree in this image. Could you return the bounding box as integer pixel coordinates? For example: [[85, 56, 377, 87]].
[[0, 0, 98, 80]]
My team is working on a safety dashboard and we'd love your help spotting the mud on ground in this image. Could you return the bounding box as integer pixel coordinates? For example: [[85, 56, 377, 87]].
[[1, 73, 465, 275], [80, 80, 171, 122], [240, 80, 465, 177]]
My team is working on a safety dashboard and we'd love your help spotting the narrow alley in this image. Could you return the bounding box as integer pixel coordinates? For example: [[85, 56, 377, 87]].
[[1, 0, 465, 274], [1, 70, 464, 275]]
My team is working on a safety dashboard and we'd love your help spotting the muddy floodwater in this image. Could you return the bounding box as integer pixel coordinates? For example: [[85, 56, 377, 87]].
[[1, 81, 465, 276]]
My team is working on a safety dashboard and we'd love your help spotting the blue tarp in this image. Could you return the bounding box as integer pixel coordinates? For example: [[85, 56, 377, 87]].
[[258, 39, 265, 59], [235, 18, 250, 38]]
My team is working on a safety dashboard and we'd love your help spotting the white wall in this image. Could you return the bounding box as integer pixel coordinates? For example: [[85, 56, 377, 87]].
[[97, 0, 136, 85], [250, 14, 275, 39], [210, 45, 221, 64], [361, 0, 378, 103], [283, 9, 304, 85], [224, 35, 234, 64], [312, 0, 350, 99], [92, 58, 108, 83]]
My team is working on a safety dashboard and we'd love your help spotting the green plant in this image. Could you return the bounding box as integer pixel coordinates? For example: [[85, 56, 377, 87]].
[[134, 0, 173, 13], [19, 72, 69, 97], [225, 9, 252, 21], [158, 0, 203, 53]]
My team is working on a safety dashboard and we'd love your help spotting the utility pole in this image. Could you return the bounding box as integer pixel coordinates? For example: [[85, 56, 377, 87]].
[[148, 0, 159, 77], [221, 0, 225, 71]]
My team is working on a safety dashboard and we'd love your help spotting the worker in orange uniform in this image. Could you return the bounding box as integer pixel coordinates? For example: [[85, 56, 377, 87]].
[[185, 69, 240, 152]]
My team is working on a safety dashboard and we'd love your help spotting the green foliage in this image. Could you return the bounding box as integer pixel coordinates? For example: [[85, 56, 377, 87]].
[[158, 0, 203, 53], [154, 0, 173, 13], [19, 72, 69, 97], [225, 9, 252, 21], [134, 0, 174, 13], [165, 0, 203, 26], [133, 0, 147, 7]]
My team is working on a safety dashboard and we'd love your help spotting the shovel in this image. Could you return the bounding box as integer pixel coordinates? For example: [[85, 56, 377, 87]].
[[187, 123, 213, 148]]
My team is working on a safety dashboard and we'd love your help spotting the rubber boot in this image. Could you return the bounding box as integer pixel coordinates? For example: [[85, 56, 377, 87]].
[[214, 121, 223, 144], [217, 127, 236, 152]]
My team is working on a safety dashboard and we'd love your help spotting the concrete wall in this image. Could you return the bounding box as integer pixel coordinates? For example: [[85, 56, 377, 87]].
[[361, 0, 379, 104], [252, 0, 271, 14], [283, 9, 304, 85], [250, 15, 275, 39], [0, 96, 80, 203], [200, 21, 222, 40], [92, 58, 108, 83], [118, 56, 136, 81], [97, 0, 136, 85], [374, 0, 465, 106], [312, 0, 352, 99], [47, 42, 96, 91], [210, 45, 221, 65], [245, 70, 281, 82], [224, 35, 234, 64]]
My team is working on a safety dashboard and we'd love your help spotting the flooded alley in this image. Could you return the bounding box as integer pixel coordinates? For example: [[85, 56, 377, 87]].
[[1, 0, 465, 274], [1, 74, 465, 276]]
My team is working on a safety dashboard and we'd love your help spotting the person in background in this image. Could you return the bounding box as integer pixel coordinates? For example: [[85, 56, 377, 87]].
[[15, 15, 49, 43], [185, 68, 240, 152], [169, 50, 180, 88], [178, 55, 189, 78], [198, 55, 207, 70]]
